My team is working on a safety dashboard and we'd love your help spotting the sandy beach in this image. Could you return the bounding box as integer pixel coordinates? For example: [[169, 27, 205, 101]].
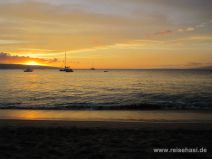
[[0, 110, 211, 159]]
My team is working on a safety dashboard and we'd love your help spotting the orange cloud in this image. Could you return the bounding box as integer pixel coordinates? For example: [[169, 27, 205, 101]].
[[0, 52, 58, 65]]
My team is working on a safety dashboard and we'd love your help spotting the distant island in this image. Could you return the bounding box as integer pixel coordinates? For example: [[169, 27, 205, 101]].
[[194, 66, 212, 70], [0, 63, 211, 70], [0, 64, 59, 69]]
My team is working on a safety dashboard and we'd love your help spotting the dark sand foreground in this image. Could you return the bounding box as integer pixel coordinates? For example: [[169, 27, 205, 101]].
[[0, 119, 211, 159]]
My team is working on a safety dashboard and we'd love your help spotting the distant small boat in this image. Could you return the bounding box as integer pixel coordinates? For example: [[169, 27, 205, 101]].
[[24, 67, 33, 72], [104, 70, 109, 72], [59, 52, 74, 72]]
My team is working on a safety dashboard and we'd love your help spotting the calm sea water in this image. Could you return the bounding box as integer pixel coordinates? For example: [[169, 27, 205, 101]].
[[0, 69, 211, 109]]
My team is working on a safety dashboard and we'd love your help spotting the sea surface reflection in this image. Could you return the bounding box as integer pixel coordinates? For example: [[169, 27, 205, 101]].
[[0, 110, 211, 122], [0, 69, 211, 109]]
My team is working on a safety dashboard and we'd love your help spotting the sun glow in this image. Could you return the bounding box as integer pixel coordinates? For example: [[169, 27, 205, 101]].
[[25, 61, 41, 66]]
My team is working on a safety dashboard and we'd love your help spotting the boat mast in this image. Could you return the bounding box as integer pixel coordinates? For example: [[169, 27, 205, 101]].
[[65, 52, 66, 68]]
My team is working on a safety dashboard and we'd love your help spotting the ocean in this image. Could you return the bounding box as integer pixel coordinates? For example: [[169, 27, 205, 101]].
[[0, 69, 211, 109]]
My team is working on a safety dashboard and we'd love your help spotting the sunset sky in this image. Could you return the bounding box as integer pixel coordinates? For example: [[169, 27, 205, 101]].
[[0, 0, 212, 68]]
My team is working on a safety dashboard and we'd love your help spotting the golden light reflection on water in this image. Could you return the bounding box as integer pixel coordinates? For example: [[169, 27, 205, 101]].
[[0, 110, 211, 122], [1, 70, 211, 109], [16, 111, 42, 120]]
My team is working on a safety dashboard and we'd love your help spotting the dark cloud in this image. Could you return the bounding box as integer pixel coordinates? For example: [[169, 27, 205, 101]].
[[0, 52, 58, 64]]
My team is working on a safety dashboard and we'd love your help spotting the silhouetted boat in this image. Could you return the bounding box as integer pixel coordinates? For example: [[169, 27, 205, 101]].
[[24, 67, 33, 72], [60, 66, 73, 72], [59, 52, 74, 72], [104, 70, 109, 72]]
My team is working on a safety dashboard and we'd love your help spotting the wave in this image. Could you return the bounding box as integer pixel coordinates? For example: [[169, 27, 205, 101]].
[[0, 102, 211, 110]]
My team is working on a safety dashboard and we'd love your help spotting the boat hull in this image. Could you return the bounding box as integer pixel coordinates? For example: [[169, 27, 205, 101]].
[[59, 68, 74, 72]]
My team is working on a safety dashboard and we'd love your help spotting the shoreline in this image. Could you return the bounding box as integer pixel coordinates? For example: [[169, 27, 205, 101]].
[[0, 109, 212, 122]]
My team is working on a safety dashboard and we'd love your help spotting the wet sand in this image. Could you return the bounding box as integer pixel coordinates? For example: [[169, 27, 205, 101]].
[[0, 109, 212, 122], [0, 110, 211, 159]]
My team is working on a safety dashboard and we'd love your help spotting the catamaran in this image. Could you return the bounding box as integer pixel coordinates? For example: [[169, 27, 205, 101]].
[[59, 52, 74, 72]]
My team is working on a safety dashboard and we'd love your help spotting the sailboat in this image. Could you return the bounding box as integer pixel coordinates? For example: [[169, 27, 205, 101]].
[[59, 52, 74, 72], [24, 67, 33, 72]]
